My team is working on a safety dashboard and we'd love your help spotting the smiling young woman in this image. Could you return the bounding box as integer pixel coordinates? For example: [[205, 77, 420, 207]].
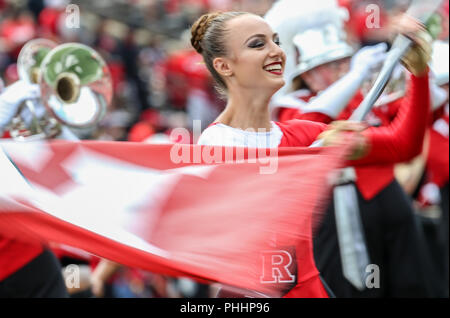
[[191, 11, 432, 297]]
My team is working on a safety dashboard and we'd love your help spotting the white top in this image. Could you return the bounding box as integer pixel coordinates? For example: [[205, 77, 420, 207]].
[[197, 122, 283, 148]]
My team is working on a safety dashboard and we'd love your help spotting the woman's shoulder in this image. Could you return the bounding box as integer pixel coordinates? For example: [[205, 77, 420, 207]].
[[276, 119, 327, 147], [197, 120, 326, 148]]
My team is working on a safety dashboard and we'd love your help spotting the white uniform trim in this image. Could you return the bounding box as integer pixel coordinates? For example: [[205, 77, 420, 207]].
[[269, 90, 310, 120]]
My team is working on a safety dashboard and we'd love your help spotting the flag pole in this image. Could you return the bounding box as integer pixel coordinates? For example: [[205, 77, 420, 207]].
[[310, 0, 443, 289], [350, 0, 442, 121]]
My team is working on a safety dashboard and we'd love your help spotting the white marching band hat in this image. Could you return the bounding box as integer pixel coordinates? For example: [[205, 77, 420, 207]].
[[292, 23, 355, 78]]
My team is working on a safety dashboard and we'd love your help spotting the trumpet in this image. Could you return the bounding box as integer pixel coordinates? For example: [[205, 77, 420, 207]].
[[0, 76, 4, 93], [8, 39, 112, 141]]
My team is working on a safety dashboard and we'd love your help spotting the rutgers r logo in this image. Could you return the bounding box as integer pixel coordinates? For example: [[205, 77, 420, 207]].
[[260, 250, 296, 284]]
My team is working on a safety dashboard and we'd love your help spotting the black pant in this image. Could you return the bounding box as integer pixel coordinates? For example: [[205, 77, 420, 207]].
[[313, 180, 438, 298], [0, 249, 68, 298]]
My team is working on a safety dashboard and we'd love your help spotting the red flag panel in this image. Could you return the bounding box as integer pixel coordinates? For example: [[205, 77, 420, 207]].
[[0, 141, 345, 296]]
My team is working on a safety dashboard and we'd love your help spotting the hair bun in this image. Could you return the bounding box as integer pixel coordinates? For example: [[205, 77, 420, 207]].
[[191, 12, 222, 54]]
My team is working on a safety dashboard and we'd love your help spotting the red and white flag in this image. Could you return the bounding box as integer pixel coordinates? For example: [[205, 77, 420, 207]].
[[0, 141, 345, 296]]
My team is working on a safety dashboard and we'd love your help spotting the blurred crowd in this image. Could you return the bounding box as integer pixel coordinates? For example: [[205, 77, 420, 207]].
[[0, 0, 449, 298]]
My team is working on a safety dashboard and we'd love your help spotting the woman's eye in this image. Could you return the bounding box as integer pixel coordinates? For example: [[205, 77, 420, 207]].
[[249, 41, 265, 48], [274, 39, 281, 46]]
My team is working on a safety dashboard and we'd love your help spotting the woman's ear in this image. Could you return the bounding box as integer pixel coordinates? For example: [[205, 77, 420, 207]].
[[213, 57, 233, 77]]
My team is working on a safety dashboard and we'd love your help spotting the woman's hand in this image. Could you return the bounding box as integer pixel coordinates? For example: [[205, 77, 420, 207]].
[[0, 80, 40, 129], [89, 259, 121, 298], [318, 121, 369, 160], [90, 272, 106, 298]]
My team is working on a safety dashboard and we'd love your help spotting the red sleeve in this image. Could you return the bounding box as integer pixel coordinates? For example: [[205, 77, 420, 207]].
[[353, 72, 430, 165], [278, 107, 333, 124], [277, 120, 327, 147], [278, 107, 303, 122], [298, 112, 334, 124]]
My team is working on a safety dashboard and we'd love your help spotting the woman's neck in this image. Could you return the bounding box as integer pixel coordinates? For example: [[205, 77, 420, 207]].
[[214, 89, 272, 131]]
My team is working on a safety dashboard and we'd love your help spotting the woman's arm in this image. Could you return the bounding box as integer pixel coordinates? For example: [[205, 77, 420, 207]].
[[90, 259, 121, 297]]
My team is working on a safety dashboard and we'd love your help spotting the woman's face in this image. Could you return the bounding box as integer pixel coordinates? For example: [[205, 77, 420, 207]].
[[217, 14, 286, 94]]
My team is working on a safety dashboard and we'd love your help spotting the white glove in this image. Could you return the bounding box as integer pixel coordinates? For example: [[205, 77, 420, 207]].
[[350, 43, 388, 80], [0, 80, 40, 130]]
